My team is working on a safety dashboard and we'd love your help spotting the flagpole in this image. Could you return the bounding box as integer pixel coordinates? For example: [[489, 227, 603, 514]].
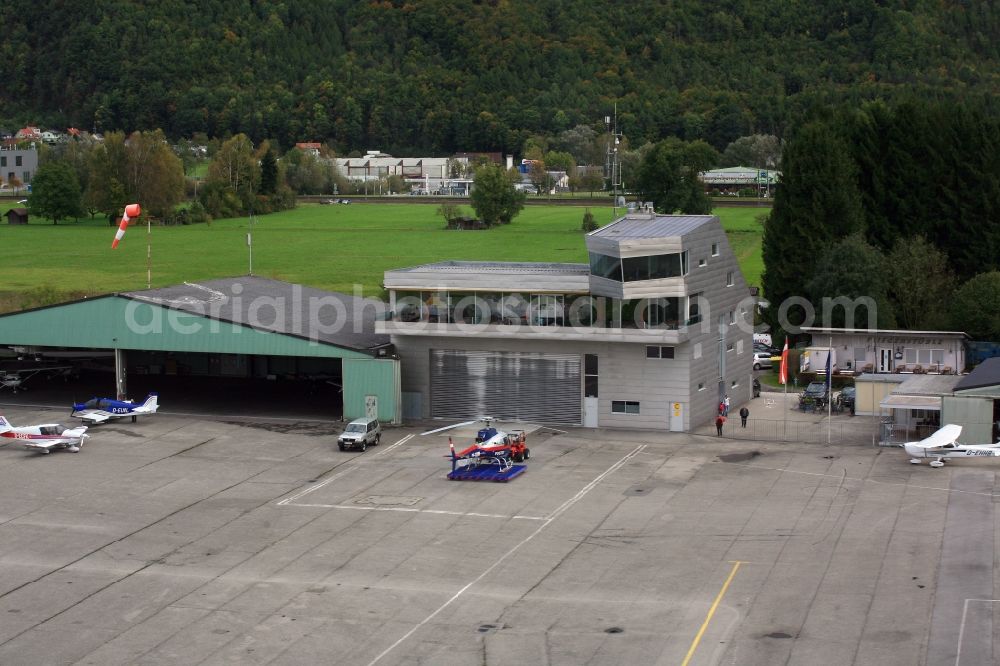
[[827, 335, 833, 445], [146, 217, 151, 289]]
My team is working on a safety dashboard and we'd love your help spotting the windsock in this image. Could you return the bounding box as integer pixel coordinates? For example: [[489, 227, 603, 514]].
[[111, 203, 142, 249]]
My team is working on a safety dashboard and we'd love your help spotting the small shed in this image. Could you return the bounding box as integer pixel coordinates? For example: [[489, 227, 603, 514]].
[[6, 208, 28, 225]]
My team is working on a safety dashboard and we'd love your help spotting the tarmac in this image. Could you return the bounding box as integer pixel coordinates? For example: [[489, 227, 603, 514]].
[[0, 402, 996, 665]]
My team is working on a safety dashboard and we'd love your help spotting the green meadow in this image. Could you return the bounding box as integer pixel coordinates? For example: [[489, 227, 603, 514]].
[[0, 201, 766, 309]]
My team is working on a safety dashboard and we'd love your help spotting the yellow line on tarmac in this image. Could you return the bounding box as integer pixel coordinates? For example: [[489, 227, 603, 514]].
[[680, 560, 742, 666]]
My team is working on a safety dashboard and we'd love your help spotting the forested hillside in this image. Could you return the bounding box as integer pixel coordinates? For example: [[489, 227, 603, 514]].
[[2, 0, 999, 154]]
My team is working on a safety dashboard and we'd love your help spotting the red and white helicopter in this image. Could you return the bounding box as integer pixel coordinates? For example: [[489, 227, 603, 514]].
[[0, 415, 89, 454], [904, 424, 1000, 467], [423, 417, 530, 481]]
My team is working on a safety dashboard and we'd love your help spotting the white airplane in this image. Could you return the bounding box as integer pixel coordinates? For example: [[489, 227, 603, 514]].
[[71, 393, 159, 424], [904, 424, 1000, 467], [0, 416, 89, 454]]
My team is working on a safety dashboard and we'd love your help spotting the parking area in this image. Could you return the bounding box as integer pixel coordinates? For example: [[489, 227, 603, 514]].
[[0, 404, 996, 665]]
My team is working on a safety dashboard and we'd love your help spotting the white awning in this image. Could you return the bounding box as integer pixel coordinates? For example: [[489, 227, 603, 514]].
[[880, 394, 942, 411]]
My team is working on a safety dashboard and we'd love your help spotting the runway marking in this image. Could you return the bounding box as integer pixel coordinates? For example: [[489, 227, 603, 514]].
[[276, 435, 413, 506], [365, 444, 646, 666], [681, 560, 742, 666], [287, 503, 547, 520], [713, 460, 998, 497], [955, 598, 1000, 666]]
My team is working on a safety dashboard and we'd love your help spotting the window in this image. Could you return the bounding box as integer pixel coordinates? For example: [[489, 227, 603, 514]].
[[698, 382, 706, 391], [728, 310, 736, 325], [731, 380, 739, 388], [694, 343, 702, 359], [612, 400, 640, 414], [854, 347, 866, 366], [584, 354, 598, 398], [646, 346, 675, 359], [711, 242, 719, 256], [737, 339, 744, 355], [687, 293, 703, 325], [620, 252, 687, 281], [904, 348, 917, 365], [698, 258, 706, 267], [589, 253, 622, 281], [15, 155, 22, 167], [726, 343, 734, 352], [0, 156, 5, 167], [727, 271, 734, 287]]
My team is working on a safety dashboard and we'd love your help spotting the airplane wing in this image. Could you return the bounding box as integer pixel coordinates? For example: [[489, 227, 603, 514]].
[[73, 410, 111, 424], [910, 424, 963, 449], [19, 439, 61, 452]]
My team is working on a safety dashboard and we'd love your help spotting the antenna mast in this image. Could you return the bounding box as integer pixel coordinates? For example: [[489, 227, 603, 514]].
[[606, 104, 623, 218]]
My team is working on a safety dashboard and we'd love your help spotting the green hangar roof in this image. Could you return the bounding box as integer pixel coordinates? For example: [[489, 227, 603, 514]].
[[0, 277, 392, 359]]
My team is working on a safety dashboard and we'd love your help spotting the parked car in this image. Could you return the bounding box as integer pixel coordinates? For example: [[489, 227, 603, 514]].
[[337, 417, 381, 451], [837, 386, 856, 413], [752, 377, 761, 398], [800, 381, 829, 409], [754, 343, 779, 357], [753, 351, 773, 370]]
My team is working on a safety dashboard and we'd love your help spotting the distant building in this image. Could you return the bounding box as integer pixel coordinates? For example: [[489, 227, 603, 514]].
[[5, 208, 28, 225], [295, 142, 322, 157], [700, 166, 780, 196], [0, 146, 38, 186]]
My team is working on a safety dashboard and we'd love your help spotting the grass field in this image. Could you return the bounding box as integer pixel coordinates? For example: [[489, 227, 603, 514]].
[[0, 201, 766, 310]]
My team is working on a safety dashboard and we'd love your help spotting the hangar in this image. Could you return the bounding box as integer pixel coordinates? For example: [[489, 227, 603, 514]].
[[0, 277, 401, 423]]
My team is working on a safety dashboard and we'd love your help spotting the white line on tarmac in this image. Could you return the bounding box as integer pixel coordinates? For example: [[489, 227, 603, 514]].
[[365, 443, 646, 666], [286, 503, 547, 520], [276, 434, 413, 506], [955, 598, 1000, 666], [713, 460, 998, 497]]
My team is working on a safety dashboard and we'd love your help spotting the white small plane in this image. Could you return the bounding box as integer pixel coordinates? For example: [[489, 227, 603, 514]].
[[71, 393, 159, 424], [904, 424, 1000, 467], [0, 416, 89, 454]]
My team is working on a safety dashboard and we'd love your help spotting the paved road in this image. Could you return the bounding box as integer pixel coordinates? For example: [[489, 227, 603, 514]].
[[0, 406, 993, 664]]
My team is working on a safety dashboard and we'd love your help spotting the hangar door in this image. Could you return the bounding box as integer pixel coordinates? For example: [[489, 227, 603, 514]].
[[430, 350, 581, 424]]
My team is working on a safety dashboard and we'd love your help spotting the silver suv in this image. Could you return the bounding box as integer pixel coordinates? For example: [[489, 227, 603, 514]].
[[337, 417, 381, 451]]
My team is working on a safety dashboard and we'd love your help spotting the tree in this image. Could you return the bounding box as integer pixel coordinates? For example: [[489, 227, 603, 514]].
[[581, 208, 598, 232], [200, 134, 261, 217], [886, 236, 956, 330], [761, 121, 864, 326], [437, 202, 463, 226], [259, 149, 278, 195], [721, 134, 782, 169], [123, 130, 185, 218], [470, 164, 526, 226], [806, 234, 895, 328], [950, 272, 1000, 341], [634, 138, 716, 214], [27, 161, 83, 224]]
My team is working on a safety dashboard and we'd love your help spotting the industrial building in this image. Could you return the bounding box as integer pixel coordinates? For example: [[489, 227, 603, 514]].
[[378, 209, 754, 430], [0, 277, 401, 423]]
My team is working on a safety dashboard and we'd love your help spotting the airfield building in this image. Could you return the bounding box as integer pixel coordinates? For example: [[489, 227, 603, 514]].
[[377, 208, 754, 431]]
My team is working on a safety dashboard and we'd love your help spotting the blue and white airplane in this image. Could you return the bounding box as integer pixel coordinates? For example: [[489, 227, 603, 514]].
[[71, 393, 159, 424]]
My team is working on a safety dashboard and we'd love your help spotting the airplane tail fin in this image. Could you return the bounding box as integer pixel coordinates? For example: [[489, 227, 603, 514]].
[[143, 393, 159, 412], [0, 416, 11, 432]]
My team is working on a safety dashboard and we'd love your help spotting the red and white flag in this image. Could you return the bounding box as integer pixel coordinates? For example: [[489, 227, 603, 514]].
[[111, 203, 142, 249], [779, 337, 789, 385]]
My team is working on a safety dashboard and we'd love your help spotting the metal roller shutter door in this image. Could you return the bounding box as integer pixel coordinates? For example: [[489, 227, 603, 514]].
[[431, 350, 581, 424]]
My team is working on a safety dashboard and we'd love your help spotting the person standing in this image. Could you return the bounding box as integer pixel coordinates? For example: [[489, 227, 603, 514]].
[[715, 414, 726, 436], [723, 394, 731, 416], [739, 406, 749, 427]]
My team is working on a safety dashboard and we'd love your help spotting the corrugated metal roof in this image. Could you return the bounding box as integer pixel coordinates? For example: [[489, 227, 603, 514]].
[[123, 277, 390, 353], [892, 374, 962, 395], [954, 357, 1000, 391], [589, 214, 716, 239]]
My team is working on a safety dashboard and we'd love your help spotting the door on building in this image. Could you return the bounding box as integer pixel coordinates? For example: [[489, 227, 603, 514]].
[[583, 397, 599, 428], [365, 395, 378, 420], [878, 348, 894, 373], [430, 350, 582, 424], [670, 402, 684, 432]]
